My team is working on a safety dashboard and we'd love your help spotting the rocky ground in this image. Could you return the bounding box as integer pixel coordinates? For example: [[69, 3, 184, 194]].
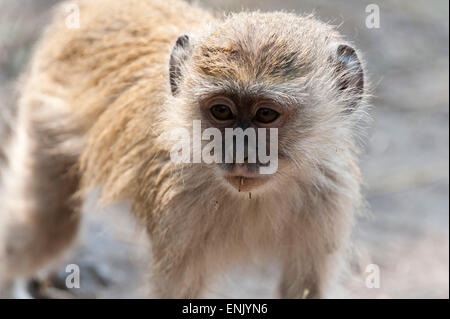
[[0, 0, 448, 298]]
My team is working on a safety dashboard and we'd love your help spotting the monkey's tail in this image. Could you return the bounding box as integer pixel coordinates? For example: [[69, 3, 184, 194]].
[[0, 92, 17, 191]]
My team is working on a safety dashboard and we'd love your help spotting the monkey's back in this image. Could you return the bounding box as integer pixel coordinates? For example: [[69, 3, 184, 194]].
[[25, 0, 210, 125], [18, 0, 213, 201]]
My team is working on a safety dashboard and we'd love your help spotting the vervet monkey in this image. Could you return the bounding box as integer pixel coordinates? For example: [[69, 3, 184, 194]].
[[0, 0, 369, 298]]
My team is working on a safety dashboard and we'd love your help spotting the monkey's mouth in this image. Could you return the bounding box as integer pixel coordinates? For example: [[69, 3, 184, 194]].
[[225, 175, 269, 192], [223, 166, 270, 192]]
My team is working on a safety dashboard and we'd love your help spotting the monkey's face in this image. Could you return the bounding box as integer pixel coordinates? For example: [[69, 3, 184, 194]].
[[167, 13, 365, 194], [199, 93, 292, 192]]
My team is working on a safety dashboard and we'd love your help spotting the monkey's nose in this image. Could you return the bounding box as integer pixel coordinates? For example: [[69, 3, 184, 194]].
[[232, 153, 249, 164]]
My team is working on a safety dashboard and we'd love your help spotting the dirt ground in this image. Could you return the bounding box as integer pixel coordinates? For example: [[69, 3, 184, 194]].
[[0, 0, 448, 298]]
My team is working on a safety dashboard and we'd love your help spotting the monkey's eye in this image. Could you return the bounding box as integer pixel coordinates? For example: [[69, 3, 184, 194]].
[[254, 108, 280, 124], [210, 104, 234, 121]]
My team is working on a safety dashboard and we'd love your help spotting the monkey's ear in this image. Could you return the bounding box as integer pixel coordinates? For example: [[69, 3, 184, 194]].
[[170, 34, 192, 95], [331, 44, 365, 111]]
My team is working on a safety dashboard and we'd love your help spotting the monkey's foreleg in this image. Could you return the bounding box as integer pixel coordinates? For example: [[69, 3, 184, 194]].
[[278, 244, 342, 299], [150, 258, 208, 298], [278, 256, 326, 299], [149, 240, 210, 299]]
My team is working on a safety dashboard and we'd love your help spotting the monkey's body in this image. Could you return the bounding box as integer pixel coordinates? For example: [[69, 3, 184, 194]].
[[0, 0, 368, 298]]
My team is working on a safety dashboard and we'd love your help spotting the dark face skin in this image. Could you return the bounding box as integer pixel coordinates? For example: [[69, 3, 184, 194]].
[[199, 92, 293, 191]]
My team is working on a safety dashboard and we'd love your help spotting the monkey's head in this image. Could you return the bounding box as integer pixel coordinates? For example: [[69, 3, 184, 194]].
[[165, 12, 367, 195]]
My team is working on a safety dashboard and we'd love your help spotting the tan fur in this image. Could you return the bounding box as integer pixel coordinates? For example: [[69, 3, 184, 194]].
[[0, 0, 369, 298]]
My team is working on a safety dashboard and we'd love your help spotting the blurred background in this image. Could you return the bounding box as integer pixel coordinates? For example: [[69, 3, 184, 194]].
[[0, 0, 448, 298]]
